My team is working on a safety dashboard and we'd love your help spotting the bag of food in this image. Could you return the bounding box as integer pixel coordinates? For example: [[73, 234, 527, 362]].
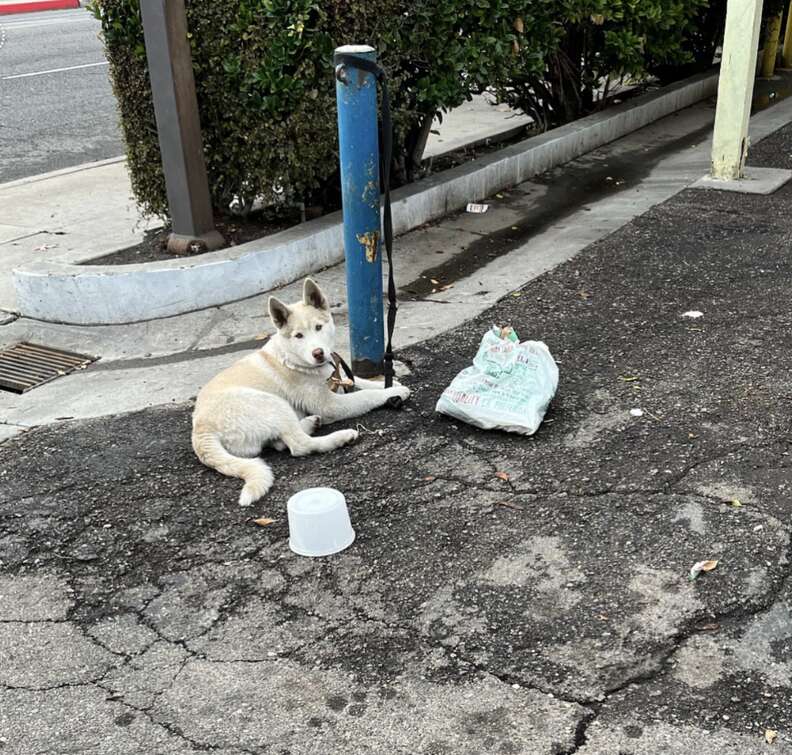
[[435, 325, 558, 435]]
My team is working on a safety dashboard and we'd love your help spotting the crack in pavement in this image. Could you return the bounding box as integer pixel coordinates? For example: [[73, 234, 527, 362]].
[[6, 130, 792, 750]]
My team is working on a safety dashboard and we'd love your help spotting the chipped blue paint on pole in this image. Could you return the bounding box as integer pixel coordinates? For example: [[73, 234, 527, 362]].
[[334, 44, 384, 377]]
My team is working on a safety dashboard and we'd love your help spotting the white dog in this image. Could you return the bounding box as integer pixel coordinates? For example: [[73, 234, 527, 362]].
[[192, 278, 411, 506]]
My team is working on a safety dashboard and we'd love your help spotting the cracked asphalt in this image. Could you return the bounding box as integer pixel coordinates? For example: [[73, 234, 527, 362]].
[[3, 125, 792, 754]]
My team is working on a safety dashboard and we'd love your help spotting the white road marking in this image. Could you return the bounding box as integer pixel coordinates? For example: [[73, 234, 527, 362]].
[[2, 61, 108, 80]]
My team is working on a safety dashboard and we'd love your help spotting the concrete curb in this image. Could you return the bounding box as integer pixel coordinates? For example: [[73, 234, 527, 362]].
[[13, 69, 719, 325], [0, 0, 79, 14]]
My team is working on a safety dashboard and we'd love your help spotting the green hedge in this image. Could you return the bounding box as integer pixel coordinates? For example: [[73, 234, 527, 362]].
[[92, 0, 726, 219], [498, 0, 716, 127]]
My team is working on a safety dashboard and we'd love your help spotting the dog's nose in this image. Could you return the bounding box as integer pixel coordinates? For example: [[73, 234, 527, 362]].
[[312, 348, 325, 363]]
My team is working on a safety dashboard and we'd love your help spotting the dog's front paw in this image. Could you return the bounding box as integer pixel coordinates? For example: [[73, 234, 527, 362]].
[[338, 428, 359, 446], [386, 384, 411, 403]]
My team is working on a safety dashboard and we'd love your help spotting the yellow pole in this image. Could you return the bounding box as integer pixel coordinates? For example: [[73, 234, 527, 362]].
[[782, 1, 792, 67], [761, 12, 783, 77], [711, 0, 764, 180]]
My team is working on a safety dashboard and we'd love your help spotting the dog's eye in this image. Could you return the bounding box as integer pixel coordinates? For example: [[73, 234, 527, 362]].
[[315, 324, 322, 332], [294, 333, 304, 339]]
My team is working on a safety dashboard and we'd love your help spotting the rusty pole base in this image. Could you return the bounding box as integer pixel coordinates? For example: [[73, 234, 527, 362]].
[[167, 230, 225, 255]]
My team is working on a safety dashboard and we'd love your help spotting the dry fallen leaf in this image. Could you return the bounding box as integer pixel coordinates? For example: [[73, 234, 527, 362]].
[[689, 559, 718, 580], [729, 498, 742, 508], [766, 729, 778, 745], [253, 517, 275, 527], [495, 471, 510, 482]]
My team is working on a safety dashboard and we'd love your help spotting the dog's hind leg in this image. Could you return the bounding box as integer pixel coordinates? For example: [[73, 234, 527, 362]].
[[300, 415, 322, 434], [271, 416, 321, 452], [278, 415, 357, 457]]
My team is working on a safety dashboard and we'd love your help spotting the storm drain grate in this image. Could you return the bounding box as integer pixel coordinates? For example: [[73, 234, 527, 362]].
[[0, 342, 97, 394]]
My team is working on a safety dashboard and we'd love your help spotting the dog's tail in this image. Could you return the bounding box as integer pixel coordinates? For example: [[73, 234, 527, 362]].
[[192, 431, 274, 507]]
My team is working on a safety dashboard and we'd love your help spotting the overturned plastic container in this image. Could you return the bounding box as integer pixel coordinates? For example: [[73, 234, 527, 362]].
[[287, 487, 355, 557]]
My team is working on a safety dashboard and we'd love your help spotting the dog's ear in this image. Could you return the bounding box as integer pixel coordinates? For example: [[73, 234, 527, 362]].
[[303, 278, 329, 311], [268, 297, 291, 329]]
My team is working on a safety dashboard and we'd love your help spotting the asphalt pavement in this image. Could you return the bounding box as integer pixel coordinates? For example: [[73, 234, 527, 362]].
[[0, 8, 123, 181], [2, 124, 792, 753]]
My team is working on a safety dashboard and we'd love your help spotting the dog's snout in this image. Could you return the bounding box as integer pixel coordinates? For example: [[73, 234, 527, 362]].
[[312, 348, 325, 363]]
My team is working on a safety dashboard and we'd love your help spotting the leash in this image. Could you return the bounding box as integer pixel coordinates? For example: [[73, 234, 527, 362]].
[[258, 340, 395, 405], [328, 351, 356, 394], [334, 52, 398, 392]]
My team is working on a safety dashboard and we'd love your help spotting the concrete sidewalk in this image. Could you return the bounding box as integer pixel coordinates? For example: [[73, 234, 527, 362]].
[[0, 95, 530, 314], [2, 117, 792, 754], [0, 158, 161, 312], [5, 93, 792, 443]]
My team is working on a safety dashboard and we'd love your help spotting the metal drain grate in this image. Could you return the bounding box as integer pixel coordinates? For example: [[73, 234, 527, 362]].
[[0, 342, 97, 394]]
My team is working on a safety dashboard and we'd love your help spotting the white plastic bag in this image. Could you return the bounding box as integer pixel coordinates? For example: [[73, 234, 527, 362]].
[[435, 325, 559, 435]]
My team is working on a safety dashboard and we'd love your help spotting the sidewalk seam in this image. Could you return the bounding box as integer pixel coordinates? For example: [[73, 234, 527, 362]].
[[0, 156, 126, 192]]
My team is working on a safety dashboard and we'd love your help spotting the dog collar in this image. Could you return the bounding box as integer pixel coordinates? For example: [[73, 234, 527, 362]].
[[266, 341, 328, 374]]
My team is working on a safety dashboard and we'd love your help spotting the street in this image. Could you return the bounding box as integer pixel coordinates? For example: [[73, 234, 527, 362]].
[[0, 8, 123, 182]]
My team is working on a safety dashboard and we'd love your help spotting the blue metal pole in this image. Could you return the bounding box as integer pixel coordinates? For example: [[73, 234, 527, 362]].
[[334, 44, 384, 377]]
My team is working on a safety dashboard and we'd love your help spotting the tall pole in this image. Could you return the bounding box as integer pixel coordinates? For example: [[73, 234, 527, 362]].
[[334, 45, 385, 377], [782, 0, 792, 68], [710, 0, 765, 180], [761, 11, 783, 77], [140, 0, 223, 253]]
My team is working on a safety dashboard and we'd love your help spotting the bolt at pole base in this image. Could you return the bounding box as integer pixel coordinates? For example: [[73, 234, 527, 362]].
[[167, 231, 225, 255]]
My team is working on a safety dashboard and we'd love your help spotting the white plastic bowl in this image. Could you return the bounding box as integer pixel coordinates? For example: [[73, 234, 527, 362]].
[[287, 487, 355, 557]]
